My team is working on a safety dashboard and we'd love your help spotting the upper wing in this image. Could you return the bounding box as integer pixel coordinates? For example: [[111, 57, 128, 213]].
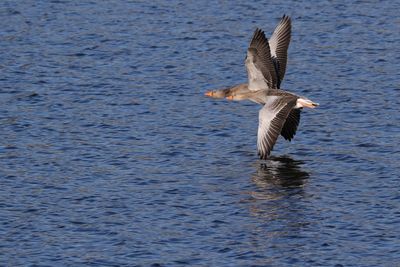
[[257, 96, 297, 159], [245, 28, 278, 91], [269, 15, 291, 85]]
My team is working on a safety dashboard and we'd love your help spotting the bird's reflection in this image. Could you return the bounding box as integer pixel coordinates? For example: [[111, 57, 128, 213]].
[[248, 155, 310, 208], [243, 156, 312, 261]]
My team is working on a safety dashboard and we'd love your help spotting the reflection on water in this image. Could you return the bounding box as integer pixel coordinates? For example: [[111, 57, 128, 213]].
[[248, 156, 310, 221], [252, 156, 310, 192], [246, 156, 312, 251]]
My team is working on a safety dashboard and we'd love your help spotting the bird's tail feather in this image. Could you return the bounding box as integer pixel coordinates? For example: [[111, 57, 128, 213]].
[[296, 98, 319, 108]]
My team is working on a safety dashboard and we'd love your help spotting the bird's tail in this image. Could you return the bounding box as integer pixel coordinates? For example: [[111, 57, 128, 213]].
[[296, 98, 319, 109]]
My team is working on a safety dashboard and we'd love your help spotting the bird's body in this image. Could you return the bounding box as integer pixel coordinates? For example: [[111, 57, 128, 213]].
[[205, 15, 319, 159]]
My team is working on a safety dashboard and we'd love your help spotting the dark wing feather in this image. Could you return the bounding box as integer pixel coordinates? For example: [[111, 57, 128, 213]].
[[246, 28, 278, 90], [269, 15, 291, 87], [280, 108, 301, 141]]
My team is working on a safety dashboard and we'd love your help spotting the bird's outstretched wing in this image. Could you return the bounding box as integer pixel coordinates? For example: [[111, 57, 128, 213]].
[[246, 28, 278, 90], [269, 15, 291, 87], [257, 96, 297, 159]]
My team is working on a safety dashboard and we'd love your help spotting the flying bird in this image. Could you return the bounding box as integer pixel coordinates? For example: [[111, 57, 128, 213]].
[[205, 15, 298, 143], [205, 16, 318, 159], [205, 15, 291, 97]]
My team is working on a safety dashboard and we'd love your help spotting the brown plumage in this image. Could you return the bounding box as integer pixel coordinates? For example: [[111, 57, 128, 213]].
[[205, 15, 318, 159]]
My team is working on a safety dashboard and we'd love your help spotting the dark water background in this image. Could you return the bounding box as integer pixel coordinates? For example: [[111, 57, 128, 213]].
[[1, 1, 400, 266]]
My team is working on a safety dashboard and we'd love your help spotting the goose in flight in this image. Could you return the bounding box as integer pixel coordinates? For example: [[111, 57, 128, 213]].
[[205, 19, 319, 159], [205, 14, 291, 97], [205, 15, 300, 143]]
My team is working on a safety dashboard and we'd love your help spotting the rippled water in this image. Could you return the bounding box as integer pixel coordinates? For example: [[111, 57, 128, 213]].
[[1, 1, 400, 266]]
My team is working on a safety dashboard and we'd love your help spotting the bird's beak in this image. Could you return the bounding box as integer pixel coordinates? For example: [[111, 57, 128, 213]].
[[204, 91, 214, 97]]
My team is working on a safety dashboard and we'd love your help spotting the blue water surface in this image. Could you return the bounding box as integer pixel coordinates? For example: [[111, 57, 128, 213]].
[[1, 1, 399, 266]]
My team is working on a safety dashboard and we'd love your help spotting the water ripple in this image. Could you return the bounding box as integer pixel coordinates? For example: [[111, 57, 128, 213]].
[[1, 0, 400, 266]]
